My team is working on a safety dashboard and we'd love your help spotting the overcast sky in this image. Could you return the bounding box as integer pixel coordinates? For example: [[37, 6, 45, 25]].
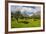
[[11, 5, 41, 16]]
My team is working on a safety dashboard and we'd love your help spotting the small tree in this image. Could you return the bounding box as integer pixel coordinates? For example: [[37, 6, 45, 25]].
[[31, 12, 35, 21], [23, 11, 29, 20], [14, 11, 21, 23], [11, 12, 14, 18]]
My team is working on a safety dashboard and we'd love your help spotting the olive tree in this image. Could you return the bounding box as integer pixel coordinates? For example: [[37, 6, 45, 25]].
[[14, 11, 21, 22]]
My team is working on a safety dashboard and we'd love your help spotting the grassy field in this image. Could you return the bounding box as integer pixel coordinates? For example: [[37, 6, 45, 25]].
[[11, 18, 41, 28]]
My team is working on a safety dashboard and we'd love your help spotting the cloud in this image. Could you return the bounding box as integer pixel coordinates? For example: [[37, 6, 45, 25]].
[[20, 7, 32, 13], [11, 5, 41, 16]]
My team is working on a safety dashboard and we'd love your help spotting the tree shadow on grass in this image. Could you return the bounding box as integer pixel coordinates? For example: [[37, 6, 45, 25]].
[[18, 21, 29, 24]]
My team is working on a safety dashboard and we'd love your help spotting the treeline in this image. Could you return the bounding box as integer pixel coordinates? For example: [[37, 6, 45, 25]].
[[11, 11, 40, 19], [11, 11, 40, 22]]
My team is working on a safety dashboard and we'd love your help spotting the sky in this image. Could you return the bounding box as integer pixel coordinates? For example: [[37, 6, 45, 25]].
[[11, 5, 41, 16]]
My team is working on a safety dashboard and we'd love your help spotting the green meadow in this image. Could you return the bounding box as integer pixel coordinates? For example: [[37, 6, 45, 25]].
[[11, 18, 41, 28]]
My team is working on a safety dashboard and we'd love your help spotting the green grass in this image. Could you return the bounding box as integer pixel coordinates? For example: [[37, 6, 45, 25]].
[[11, 18, 41, 28]]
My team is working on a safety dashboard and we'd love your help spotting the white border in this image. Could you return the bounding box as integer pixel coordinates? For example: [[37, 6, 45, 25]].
[[8, 3, 43, 32]]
